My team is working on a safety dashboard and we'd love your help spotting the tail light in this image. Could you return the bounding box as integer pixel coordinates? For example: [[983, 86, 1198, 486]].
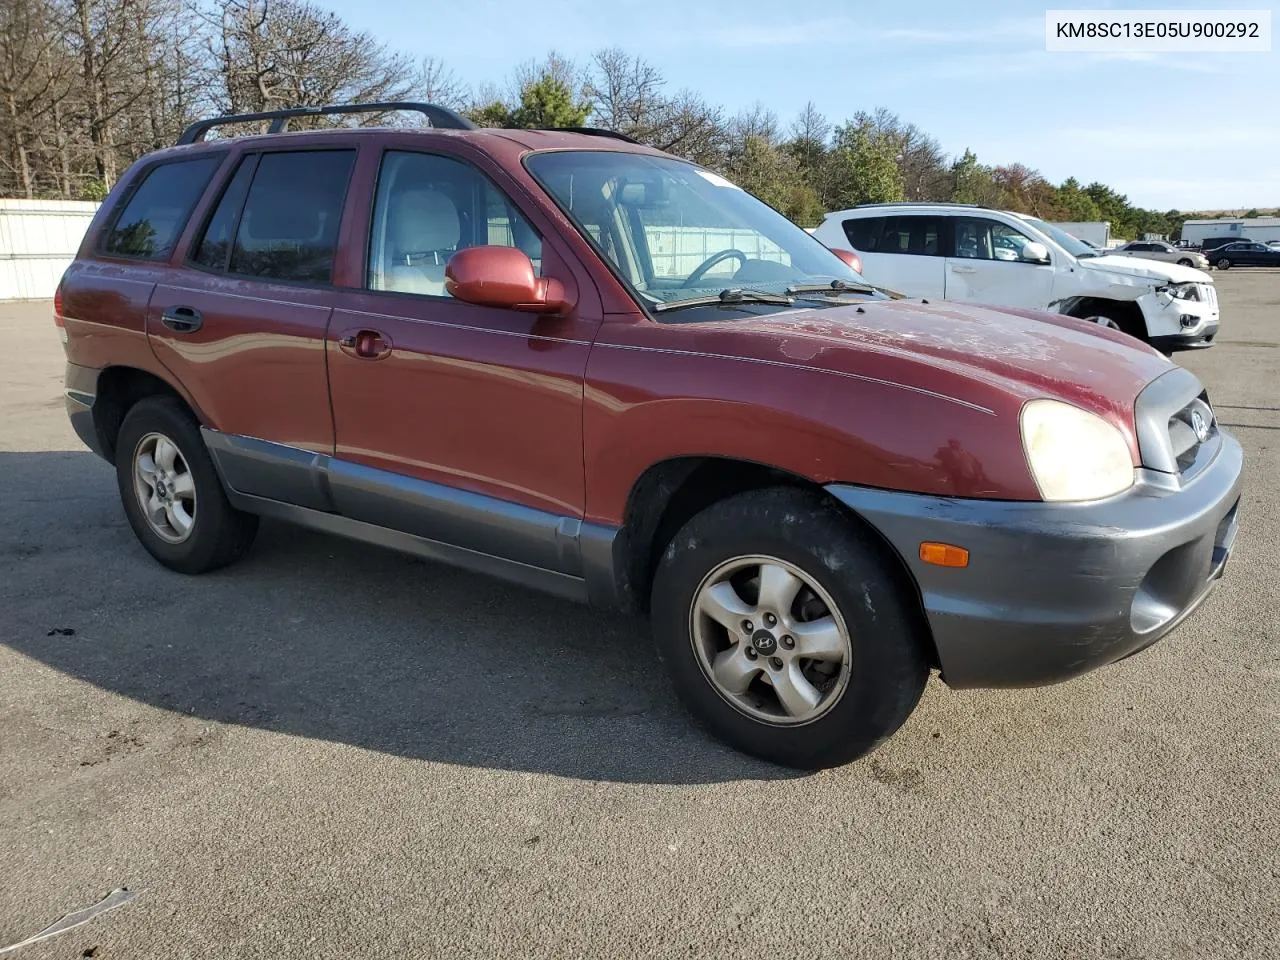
[[53, 283, 68, 347], [830, 248, 863, 274]]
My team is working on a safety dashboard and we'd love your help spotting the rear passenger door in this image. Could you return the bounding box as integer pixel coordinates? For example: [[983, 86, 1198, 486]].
[[945, 217, 1055, 309], [842, 215, 945, 298], [147, 148, 358, 508]]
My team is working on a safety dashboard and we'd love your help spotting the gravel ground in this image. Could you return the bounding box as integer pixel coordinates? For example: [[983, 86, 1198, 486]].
[[1, 274, 1276, 959]]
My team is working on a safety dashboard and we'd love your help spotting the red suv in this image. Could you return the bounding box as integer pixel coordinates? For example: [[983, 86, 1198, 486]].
[[58, 102, 1243, 768]]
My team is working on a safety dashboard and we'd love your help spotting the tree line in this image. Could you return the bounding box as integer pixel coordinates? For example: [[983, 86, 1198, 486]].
[[1, 0, 1187, 239]]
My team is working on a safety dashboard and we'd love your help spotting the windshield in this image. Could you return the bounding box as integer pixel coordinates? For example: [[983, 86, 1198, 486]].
[[1020, 216, 1100, 258], [524, 151, 867, 311]]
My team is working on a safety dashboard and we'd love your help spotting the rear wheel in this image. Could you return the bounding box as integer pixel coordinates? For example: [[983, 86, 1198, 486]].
[[115, 396, 258, 574], [650, 487, 930, 769]]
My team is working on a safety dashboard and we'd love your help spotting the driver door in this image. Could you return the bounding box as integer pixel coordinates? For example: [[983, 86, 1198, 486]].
[[945, 217, 1055, 309], [322, 145, 601, 571]]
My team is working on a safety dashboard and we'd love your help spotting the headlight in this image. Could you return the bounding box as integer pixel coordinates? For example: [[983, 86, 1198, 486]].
[[1168, 282, 1201, 301], [1020, 400, 1135, 502]]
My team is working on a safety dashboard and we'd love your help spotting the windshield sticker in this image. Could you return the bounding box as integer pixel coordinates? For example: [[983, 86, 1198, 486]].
[[695, 169, 742, 190]]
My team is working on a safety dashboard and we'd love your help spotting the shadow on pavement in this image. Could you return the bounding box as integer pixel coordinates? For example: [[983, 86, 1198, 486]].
[[0, 450, 796, 785]]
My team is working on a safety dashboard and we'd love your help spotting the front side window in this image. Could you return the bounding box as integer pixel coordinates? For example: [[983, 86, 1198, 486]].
[[954, 219, 1035, 261], [101, 156, 222, 259], [227, 150, 356, 283], [525, 151, 865, 312], [368, 150, 543, 298]]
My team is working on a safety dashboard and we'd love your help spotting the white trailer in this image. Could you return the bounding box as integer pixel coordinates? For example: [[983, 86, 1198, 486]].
[[1181, 218, 1280, 246], [1052, 221, 1111, 248]]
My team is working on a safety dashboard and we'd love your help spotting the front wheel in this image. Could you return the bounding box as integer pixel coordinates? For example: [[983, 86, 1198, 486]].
[[1216, 257, 1231, 270], [650, 487, 930, 769], [1177, 257, 1194, 267]]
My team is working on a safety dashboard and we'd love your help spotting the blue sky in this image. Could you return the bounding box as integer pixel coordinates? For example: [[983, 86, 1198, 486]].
[[326, 0, 1278, 211]]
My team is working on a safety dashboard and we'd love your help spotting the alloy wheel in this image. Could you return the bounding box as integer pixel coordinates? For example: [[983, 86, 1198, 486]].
[[132, 431, 197, 543], [689, 555, 853, 726]]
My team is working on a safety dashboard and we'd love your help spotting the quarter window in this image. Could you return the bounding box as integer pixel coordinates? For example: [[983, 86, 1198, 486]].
[[226, 150, 356, 283], [368, 150, 542, 298], [100, 156, 222, 259], [841, 217, 885, 251]]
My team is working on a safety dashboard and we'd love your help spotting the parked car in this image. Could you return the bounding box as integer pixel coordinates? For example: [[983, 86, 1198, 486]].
[[1209, 241, 1280, 269], [812, 204, 1220, 352], [1110, 239, 1209, 270], [1266, 240, 1280, 251], [57, 103, 1243, 769], [1199, 236, 1246, 258]]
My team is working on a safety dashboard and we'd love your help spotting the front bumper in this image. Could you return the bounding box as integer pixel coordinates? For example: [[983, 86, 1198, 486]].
[[1151, 319, 1219, 352], [825, 431, 1243, 688]]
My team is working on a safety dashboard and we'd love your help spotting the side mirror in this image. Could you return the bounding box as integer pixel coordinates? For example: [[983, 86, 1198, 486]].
[[1021, 241, 1050, 264], [445, 246, 573, 314], [829, 248, 863, 273]]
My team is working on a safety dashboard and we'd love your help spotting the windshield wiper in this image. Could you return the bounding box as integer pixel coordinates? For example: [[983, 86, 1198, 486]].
[[652, 288, 794, 312], [786, 279, 879, 296]]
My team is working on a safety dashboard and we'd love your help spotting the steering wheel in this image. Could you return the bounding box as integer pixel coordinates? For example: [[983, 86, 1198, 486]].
[[681, 249, 748, 288]]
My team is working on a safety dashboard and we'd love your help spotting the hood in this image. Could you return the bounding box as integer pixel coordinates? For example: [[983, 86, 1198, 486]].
[[1082, 254, 1212, 285], [687, 298, 1174, 435]]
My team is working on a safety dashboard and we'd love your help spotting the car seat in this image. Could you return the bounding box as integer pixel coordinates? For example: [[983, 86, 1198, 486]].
[[384, 189, 461, 296]]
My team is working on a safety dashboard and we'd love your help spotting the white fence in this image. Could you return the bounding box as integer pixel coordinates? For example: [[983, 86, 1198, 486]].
[[0, 199, 100, 300]]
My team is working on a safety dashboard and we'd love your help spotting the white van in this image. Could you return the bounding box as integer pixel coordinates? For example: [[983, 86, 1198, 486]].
[[812, 203, 1219, 352]]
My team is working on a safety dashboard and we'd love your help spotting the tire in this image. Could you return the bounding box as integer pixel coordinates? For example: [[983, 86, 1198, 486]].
[[1177, 258, 1194, 267], [1216, 257, 1231, 270], [1085, 307, 1144, 342], [115, 396, 258, 574], [650, 487, 930, 769]]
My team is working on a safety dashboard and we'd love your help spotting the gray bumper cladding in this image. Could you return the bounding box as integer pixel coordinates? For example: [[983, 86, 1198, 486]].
[[64, 361, 101, 458], [825, 431, 1243, 689]]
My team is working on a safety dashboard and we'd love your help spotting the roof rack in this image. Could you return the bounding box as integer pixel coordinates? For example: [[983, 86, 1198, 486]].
[[853, 201, 981, 208], [176, 101, 476, 145], [544, 127, 642, 144]]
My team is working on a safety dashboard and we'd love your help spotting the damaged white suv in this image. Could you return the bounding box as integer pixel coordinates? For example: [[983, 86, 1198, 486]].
[[813, 203, 1219, 352]]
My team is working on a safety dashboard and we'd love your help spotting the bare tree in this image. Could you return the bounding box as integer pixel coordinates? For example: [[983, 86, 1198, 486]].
[[584, 47, 664, 131], [415, 55, 468, 111], [210, 0, 416, 127], [0, 0, 73, 196], [731, 101, 778, 144]]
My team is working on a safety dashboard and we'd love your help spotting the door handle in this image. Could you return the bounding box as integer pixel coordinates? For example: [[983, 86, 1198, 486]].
[[337, 328, 392, 360], [161, 305, 203, 333], [949, 264, 977, 274]]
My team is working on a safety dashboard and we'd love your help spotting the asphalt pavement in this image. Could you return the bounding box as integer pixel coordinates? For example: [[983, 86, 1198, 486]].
[[1, 275, 1276, 959]]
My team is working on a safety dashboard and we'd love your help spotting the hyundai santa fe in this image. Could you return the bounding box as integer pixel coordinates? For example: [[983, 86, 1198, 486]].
[[57, 102, 1243, 768]]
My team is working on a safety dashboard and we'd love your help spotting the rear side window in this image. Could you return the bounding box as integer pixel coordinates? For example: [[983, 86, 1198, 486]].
[[225, 150, 356, 283], [100, 156, 222, 259], [842, 217, 884, 251], [878, 216, 942, 256]]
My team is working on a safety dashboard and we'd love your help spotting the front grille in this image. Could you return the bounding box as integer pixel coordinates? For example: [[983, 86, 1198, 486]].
[[1202, 283, 1218, 308], [1167, 391, 1215, 472], [1134, 367, 1217, 478]]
